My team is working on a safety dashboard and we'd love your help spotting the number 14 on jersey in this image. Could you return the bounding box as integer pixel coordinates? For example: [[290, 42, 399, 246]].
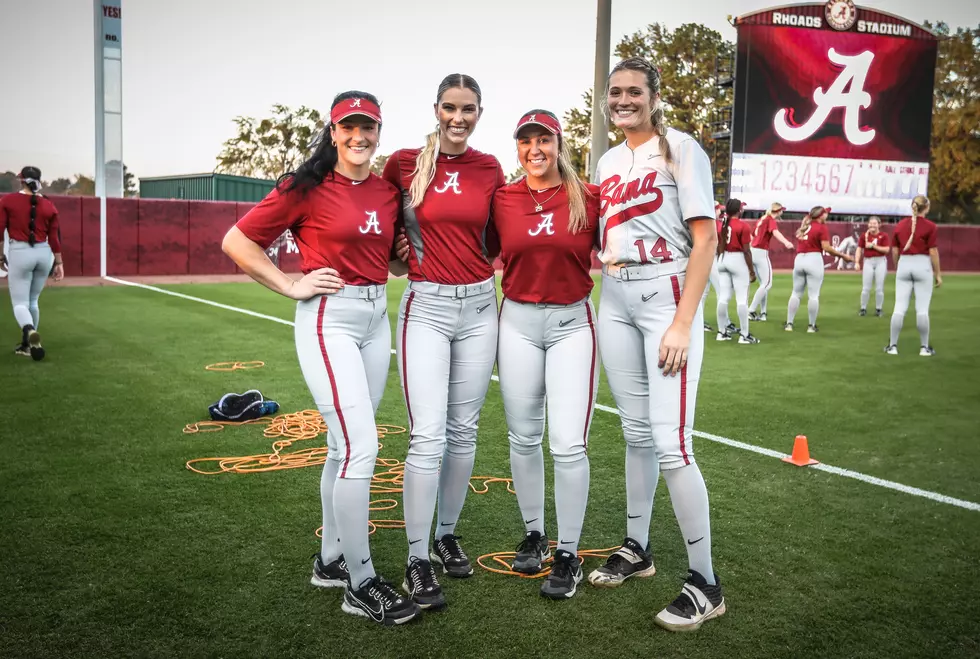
[[634, 238, 673, 264]]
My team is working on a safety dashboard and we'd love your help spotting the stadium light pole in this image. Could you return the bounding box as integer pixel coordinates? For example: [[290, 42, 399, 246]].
[[589, 0, 612, 181]]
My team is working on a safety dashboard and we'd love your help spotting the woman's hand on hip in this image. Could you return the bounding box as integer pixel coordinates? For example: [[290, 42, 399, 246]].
[[287, 268, 344, 300]]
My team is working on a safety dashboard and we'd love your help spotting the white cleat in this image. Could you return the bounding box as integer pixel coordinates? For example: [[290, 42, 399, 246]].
[[919, 345, 936, 357], [884, 345, 899, 355], [715, 332, 732, 342]]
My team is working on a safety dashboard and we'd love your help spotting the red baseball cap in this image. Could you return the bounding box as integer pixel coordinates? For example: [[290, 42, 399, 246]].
[[331, 96, 382, 125], [513, 112, 562, 139]]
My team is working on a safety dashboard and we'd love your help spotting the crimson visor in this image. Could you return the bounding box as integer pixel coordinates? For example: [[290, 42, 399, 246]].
[[513, 112, 562, 138], [331, 97, 382, 125]]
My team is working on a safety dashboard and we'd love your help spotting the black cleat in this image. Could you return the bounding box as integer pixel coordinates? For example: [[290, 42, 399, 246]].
[[859, 308, 867, 316], [725, 322, 739, 335], [403, 557, 446, 610], [431, 534, 474, 578], [703, 323, 714, 333], [875, 309, 883, 317], [540, 550, 583, 599], [748, 311, 760, 321], [310, 553, 349, 589], [654, 570, 726, 632], [512, 530, 551, 575], [587, 537, 656, 588], [342, 575, 421, 626], [27, 329, 44, 361], [14, 343, 30, 356]]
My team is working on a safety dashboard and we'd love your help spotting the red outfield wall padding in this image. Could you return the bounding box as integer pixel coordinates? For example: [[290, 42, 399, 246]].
[[189, 201, 238, 275], [46, 195, 82, 277], [138, 199, 189, 275], [106, 197, 139, 276], [80, 196, 102, 277]]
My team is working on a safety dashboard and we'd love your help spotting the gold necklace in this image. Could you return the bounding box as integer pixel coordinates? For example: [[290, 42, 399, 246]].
[[526, 181, 563, 212]]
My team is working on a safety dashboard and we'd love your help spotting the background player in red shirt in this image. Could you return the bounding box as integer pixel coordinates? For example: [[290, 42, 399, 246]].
[[222, 92, 420, 626], [715, 198, 759, 344], [783, 206, 853, 333], [855, 216, 890, 317], [885, 195, 942, 356], [747, 202, 794, 322], [382, 74, 505, 609], [1, 166, 64, 360], [492, 110, 599, 599]]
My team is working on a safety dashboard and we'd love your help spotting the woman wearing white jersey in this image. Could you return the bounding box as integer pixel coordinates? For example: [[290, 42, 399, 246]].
[[783, 206, 853, 333], [589, 57, 725, 633], [701, 202, 724, 333], [855, 216, 890, 317], [885, 195, 941, 356], [747, 202, 793, 322]]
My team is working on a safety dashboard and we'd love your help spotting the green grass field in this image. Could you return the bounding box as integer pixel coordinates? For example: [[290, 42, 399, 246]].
[[3, 273, 979, 659]]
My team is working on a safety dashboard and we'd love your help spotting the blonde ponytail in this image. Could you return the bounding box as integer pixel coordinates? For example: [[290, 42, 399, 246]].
[[795, 216, 812, 240], [557, 137, 591, 234], [905, 195, 930, 252], [652, 106, 672, 165], [408, 129, 440, 208]]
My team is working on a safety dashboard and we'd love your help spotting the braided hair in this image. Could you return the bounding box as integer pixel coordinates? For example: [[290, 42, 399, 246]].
[[905, 195, 930, 253], [19, 166, 42, 246]]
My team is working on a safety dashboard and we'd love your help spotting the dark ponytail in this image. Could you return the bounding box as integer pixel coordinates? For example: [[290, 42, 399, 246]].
[[719, 198, 742, 256], [277, 90, 381, 195], [28, 194, 37, 247], [19, 166, 42, 246]]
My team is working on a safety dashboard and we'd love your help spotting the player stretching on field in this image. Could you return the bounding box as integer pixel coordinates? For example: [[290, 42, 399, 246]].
[[1, 166, 64, 360], [885, 195, 941, 356], [747, 202, 793, 321], [783, 206, 853, 333], [855, 216, 890, 317], [715, 198, 758, 344], [223, 92, 420, 626], [492, 110, 599, 599], [382, 74, 506, 610], [589, 57, 725, 632]]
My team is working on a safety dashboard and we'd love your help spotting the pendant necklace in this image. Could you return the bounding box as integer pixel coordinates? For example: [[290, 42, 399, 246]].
[[526, 181, 563, 212]]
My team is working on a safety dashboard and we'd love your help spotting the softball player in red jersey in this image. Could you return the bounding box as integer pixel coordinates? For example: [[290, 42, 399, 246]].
[[747, 202, 793, 321], [715, 198, 758, 344], [885, 195, 942, 356], [223, 92, 420, 627], [588, 57, 725, 633], [0, 166, 64, 361], [381, 74, 505, 610], [700, 203, 724, 334], [492, 110, 600, 599], [855, 216, 890, 317], [783, 206, 853, 333]]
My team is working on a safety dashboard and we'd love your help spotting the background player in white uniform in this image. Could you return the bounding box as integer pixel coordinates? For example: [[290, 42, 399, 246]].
[[0, 167, 64, 360], [223, 92, 421, 626], [715, 198, 758, 344], [855, 216, 890, 317], [885, 195, 942, 356], [382, 74, 505, 609], [783, 206, 853, 333], [747, 202, 793, 322], [492, 111, 600, 600], [701, 202, 724, 333], [589, 57, 725, 633]]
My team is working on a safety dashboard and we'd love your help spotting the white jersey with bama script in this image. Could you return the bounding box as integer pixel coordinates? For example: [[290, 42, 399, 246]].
[[593, 128, 715, 266]]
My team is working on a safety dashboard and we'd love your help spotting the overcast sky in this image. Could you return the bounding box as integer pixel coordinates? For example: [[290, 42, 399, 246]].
[[1, 0, 975, 183]]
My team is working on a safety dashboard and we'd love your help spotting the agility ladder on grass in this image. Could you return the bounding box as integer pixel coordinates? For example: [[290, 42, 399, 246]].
[[185, 408, 614, 578]]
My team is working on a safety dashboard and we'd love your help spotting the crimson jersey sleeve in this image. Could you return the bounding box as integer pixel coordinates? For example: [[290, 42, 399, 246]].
[[236, 185, 307, 250], [47, 203, 61, 253], [925, 222, 938, 249]]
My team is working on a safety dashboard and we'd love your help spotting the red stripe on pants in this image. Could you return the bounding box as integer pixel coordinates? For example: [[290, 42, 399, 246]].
[[583, 302, 597, 451], [317, 296, 353, 477], [669, 275, 691, 465], [401, 292, 416, 441]]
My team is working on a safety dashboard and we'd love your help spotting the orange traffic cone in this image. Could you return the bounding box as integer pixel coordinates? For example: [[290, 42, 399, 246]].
[[781, 435, 819, 466]]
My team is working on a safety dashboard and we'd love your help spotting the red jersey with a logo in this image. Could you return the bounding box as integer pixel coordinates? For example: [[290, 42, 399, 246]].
[[0, 192, 62, 251], [858, 231, 890, 259], [893, 217, 938, 255], [722, 217, 752, 253], [383, 147, 505, 285], [493, 180, 600, 305], [236, 172, 399, 285], [796, 221, 829, 253], [751, 215, 779, 250]]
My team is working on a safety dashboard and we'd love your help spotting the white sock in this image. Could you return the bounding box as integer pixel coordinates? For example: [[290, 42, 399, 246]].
[[404, 465, 439, 563], [890, 313, 904, 346], [333, 477, 375, 589], [510, 443, 546, 535], [916, 313, 930, 346], [625, 444, 659, 548], [435, 442, 476, 539], [662, 463, 715, 585], [555, 454, 589, 555], [787, 295, 800, 324], [737, 303, 749, 336], [807, 298, 820, 326], [319, 457, 342, 562]]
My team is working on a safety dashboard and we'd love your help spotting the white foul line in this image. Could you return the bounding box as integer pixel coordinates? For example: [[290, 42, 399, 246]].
[[105, 276, 980, 513]]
